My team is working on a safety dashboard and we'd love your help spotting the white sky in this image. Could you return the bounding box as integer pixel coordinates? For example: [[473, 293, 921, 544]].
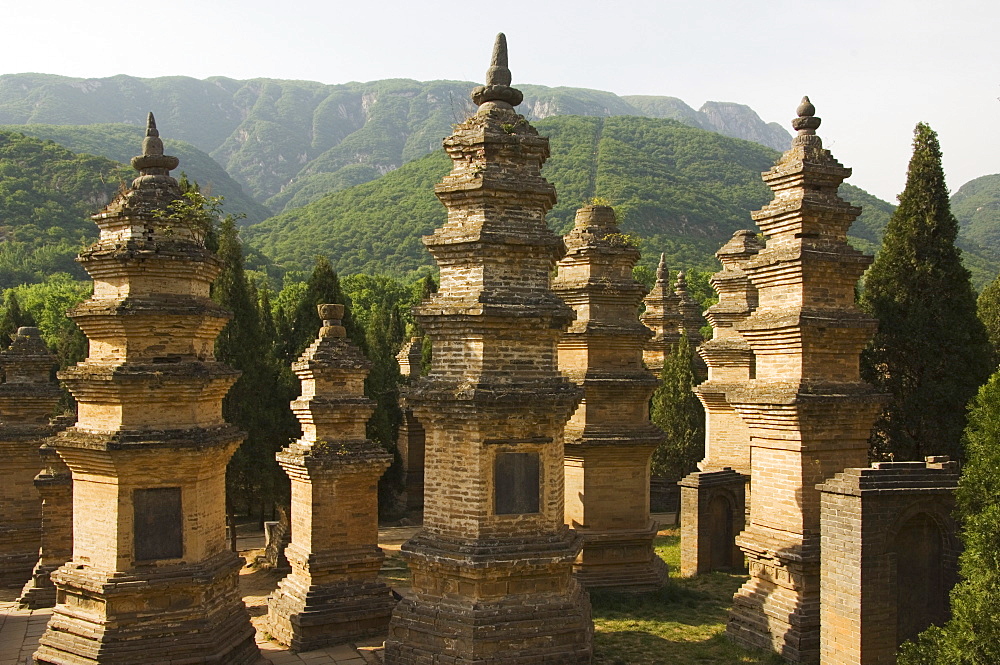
[[4, 0, 998, 202]]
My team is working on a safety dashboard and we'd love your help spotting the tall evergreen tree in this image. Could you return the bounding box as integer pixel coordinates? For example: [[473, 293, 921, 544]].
[[649, 335, 705, 482], [213, 216, 291, 520], [860, 123, 992, 462], [897, 369, 1000, 665]]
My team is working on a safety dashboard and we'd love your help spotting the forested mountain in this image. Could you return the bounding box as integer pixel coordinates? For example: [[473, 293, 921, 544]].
[[0, 74, 791, 211], [954, 174, 1000, 266], [0, 130, 127, 287], [244, 115, 895, 279], [0, 124, 271, 224]]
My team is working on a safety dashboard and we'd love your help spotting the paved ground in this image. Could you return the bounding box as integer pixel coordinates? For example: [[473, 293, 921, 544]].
[[0, 517, 677, 664]]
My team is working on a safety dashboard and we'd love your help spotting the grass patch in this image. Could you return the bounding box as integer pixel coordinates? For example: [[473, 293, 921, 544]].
[[591, 531, 784, 665]]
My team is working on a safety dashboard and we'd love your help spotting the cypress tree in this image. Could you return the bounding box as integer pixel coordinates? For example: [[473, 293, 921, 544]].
[[897, 370, 1000, 665], [649, 335, 705, 482], [860, 123, 992, 462], [214, 216, 289, 520]]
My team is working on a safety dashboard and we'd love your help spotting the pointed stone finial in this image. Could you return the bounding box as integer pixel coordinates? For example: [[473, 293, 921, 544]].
[[471, 33, 524, 108], [675, 270, 689, 295], [130, 111, 179, 178], [791, 96, 821, 136], [656, 253, 668, 282]]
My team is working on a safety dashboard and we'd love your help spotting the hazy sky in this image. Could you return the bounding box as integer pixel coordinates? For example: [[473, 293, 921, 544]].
[[4, 0, 998, 202]]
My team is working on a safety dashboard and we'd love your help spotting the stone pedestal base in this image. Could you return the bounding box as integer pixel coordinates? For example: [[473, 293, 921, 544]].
[[18, 562, 59, 610], [33, 551, 266, 665], [572, 521, 667, 591], [678, 468, 746, 576], [265, 546, 395, 651], [727, 531, 819, 664], [385, 533, 593, 664]]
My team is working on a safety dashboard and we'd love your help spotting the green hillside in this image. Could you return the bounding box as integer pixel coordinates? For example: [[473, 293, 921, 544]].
[[0, 130, 129, 287], [0, 123, 271, 224], [245, 115, 894, 278], [0, 74, 792, 210], [954, 174, 1000, 261]]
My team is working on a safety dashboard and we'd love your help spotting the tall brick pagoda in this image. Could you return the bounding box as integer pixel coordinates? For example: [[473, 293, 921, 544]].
[[679, 230, 761, 576], [640, 254, 682, 370], [265, 303, 394, 650], [0, 327, 62, 589], [384, 34, 593, 664], [725, 98, 883, 663], [554, 204, 667, 590], [34, 115, 264, 665]]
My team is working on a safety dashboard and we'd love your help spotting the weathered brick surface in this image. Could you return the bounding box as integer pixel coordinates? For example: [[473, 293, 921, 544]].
[[383, 35, 593, 664], [0, 328, 62, 590], [818, 459, 959, 665], [554, 204, 666, 590], [265, 304, 395, 651], [724, 99, 883, 664], [33, 115, 264, 665], [395, 342, 426, 510]]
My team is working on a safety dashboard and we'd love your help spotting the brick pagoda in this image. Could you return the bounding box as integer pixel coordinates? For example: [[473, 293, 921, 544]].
[[33, 115, 264, 665], [679, 230, 762, 576], [725, 98, 883, 663], [395, 337, 425, 510], [554, 204, 667, 590], [0, 327, 62, 589], [384, 34, 593, 664], [265, 303, 395, 650], [639, 254, 682, 370]]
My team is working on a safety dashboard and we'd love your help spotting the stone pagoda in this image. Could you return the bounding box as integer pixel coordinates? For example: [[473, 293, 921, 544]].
[[554, 204, 667, 590], [640, 254, 682, 370], [34, 114, 264, 665], [674, 270, 705, 344], [679, 230, 762, 576], [0, 327, 62, 589], [18, 441, 73, 609], [725, 98, 883, 663], [265, 303, 395, 650], [384, 34, 593, 664]]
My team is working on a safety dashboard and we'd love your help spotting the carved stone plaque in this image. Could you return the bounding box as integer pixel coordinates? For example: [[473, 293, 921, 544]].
[[134, 487, 183, 560], [494, 452, 540, 515]]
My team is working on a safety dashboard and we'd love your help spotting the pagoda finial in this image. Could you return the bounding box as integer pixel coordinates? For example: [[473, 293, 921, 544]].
[[656, 253, 668, 282], [471, 33, 523, 108], [791, 96, 821, 136], [675, 270, 688, 294], [130, 111, 179, 179]]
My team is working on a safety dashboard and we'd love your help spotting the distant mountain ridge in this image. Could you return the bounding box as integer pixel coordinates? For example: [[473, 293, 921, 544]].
[[0, 74, 791, 212]]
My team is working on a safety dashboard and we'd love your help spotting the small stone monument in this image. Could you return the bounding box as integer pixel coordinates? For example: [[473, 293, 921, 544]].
[[818, 457, 960, 665], [265, 303, 395, 650], [0, 327, 61, 589], [554, 204, 667, 590], [18, 442, 73, 609]]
